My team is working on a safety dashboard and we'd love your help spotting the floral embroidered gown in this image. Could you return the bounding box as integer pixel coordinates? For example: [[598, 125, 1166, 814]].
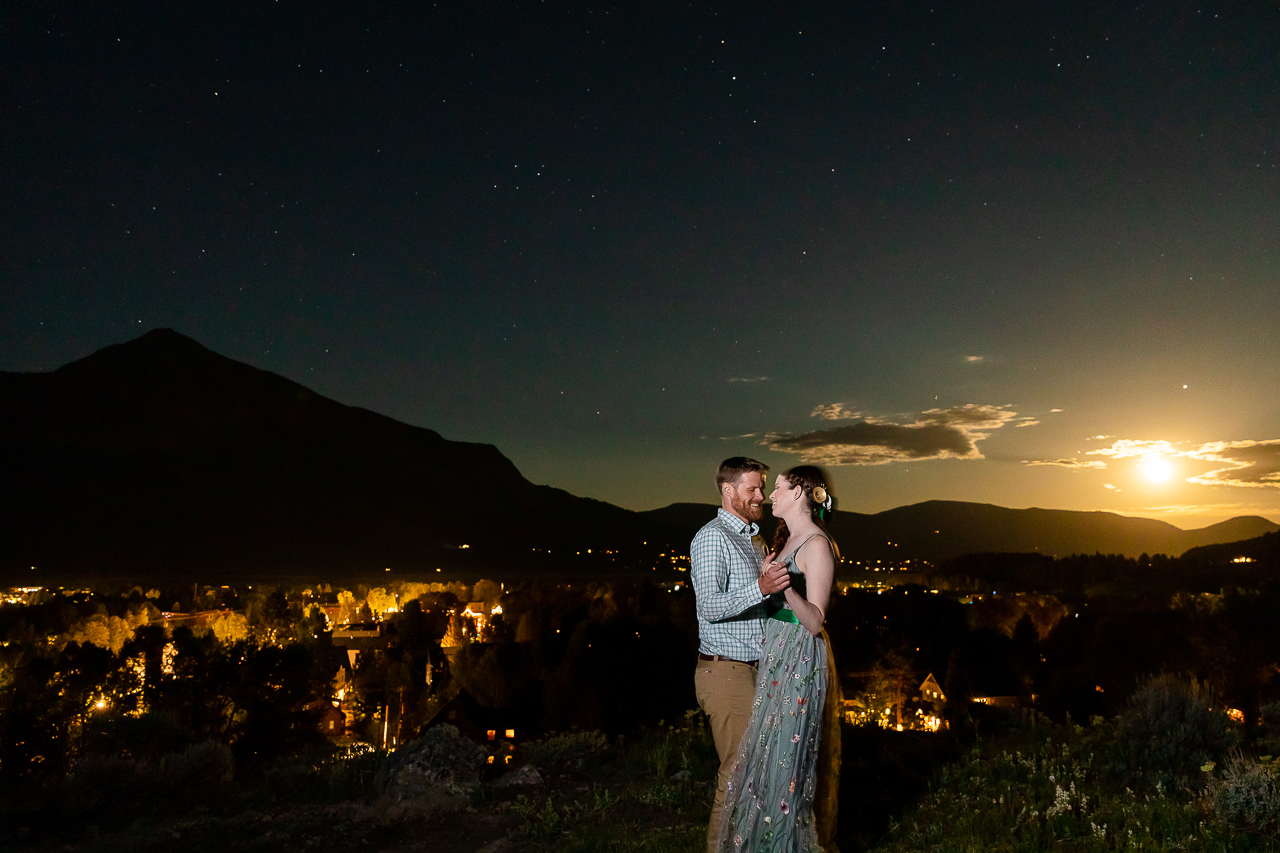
[[717, 535, 835, 852]]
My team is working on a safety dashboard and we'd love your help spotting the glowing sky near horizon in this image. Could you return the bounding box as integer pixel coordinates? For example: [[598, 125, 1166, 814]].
[[2, 1, 1278, 528]]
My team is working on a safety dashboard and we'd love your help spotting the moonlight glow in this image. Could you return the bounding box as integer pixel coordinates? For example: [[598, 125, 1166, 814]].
[[1141, 457, 1174, 484]]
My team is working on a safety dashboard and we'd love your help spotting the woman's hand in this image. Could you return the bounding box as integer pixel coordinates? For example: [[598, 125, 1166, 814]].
[[757, 552, 791, 596]]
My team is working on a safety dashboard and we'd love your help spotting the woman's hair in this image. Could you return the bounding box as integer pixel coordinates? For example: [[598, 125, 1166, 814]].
[[771, 465, 835, 555]]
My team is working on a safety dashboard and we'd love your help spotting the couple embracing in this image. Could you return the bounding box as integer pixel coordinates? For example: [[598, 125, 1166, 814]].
[[692, 457, 842, 852]]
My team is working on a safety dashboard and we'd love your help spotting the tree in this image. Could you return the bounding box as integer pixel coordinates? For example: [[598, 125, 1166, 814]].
[[336, 590, 359, 624], [398, 582, 431, 603], [209, 611, 250, 644], [473, 579, 503, 605], [453, 642, 525, 709], [867, 648, 916, 730], [365, 588, 396, 618], [291, 604, 329, 645], [246, 588, 292, 642]]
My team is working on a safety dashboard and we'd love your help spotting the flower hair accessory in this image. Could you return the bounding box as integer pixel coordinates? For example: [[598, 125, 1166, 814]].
[[810, 485, 834, 517]]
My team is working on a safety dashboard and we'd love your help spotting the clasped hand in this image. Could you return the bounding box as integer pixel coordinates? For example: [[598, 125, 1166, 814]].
[[757, 552, 791, 596]]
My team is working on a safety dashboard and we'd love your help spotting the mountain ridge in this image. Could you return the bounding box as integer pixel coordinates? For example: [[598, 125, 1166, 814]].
[[642, 499, 1279, 563], [0, 329, 659, 577], [2, 329, 1274, 579]]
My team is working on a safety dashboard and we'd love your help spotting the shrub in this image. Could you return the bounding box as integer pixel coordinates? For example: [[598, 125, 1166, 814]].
[[1116, 673, 1236, 787], [519, 730, 609, 770], [1208, 754, 1280, 836], [1257, 702, 1280, 756], [258, 754, 330, 803], [82, 710, 192, 761], [326, 747, 383, 800], [60, 739, 233, 822], [156, 739, 234, 791], [60, 753, 146, 818]]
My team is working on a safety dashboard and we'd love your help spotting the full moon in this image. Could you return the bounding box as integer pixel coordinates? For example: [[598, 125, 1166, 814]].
[[1141, 457, 1174, 483]]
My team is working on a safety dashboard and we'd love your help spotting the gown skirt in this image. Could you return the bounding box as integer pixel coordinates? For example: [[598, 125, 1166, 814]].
[[716, 612, 832, 852]]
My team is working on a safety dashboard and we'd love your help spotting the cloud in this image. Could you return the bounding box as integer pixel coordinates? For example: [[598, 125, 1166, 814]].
[[1050, 408, 1064, 413], [1104, 483, 1120, 491], [1142, 503, 1260, 517], [1087, 439, 1180, 460], [1184, 440, 1280, 488], [1087, 438, 1280, 489], [1016, 419, 1041, 428], [728, 376, 769, 383], [965, 355, 985, 363], [1023, 458, 1108, 470], [810, 403, 859, 421], [764, 403, 1018, 465]]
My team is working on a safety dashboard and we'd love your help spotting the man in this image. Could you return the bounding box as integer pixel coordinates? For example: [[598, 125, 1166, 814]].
[[692, 456, 790, 851]]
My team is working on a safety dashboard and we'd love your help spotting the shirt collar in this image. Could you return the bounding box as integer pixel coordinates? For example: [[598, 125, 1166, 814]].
[[717, 507, 759, 537]]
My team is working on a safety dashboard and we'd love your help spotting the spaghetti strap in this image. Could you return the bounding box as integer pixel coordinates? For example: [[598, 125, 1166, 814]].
[[784, 532, 832, 564]]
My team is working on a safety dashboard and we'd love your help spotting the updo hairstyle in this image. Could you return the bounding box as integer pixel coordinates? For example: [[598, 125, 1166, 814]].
[[770, 465, 834, 555]]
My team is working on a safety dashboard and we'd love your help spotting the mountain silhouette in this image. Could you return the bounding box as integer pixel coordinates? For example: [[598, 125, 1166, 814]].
[[641, 501, 1277, 563], [0, 329, 662, 578], [2, 330, 1275, 579], [821, 500, 1279, 562], [1181, 529, 1280, 567]]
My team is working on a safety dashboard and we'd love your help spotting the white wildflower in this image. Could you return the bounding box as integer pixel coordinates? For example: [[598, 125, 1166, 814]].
[[1046, 785, 1072, 818]]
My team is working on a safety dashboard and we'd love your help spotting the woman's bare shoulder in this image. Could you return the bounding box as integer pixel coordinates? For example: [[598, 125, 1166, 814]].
[[797, 532, 836, 563]]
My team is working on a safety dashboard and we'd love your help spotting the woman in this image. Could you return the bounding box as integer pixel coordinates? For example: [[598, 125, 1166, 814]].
[[717, 465, 840, 852]]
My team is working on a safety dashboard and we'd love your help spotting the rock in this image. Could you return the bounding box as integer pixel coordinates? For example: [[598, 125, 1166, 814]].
[[374, 724, 487, 796], [493, 764, 543, 787]]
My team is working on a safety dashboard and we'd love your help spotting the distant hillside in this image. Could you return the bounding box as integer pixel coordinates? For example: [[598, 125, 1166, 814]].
[[642, 501, 1276, 562], [0, 329, 679, 579], [2, 329, 1274, 581], [1181, 529, 1280, 567], [823, 500, 1279, 561]]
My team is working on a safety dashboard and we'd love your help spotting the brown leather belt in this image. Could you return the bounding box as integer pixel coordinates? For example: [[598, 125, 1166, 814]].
[[698, 652, 758, 667]]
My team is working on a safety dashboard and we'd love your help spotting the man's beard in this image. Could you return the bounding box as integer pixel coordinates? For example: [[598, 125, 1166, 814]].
[[731, 492, 762, 522]]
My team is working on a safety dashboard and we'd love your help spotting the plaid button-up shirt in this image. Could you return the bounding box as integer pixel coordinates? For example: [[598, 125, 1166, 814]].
[[691, 508, 771, 661]]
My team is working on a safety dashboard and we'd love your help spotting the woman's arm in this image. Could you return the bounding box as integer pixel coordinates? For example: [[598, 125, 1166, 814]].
[[783, 537, 834, 636]]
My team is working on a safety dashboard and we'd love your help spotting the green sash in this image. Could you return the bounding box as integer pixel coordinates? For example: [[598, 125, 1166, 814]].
[[770, 607, 799, 624]]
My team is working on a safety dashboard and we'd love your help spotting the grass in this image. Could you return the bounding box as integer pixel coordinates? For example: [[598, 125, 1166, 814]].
[[24, 687, 1280, 853], [871, 720, 1280, 853], [504, 710, 720, 852]]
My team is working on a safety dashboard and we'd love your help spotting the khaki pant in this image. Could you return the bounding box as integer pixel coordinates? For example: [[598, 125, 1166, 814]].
[[694, 658, 759, 853]]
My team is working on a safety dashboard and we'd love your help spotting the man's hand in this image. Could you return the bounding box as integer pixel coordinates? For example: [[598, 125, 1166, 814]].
[[758, 553, 791, 596]]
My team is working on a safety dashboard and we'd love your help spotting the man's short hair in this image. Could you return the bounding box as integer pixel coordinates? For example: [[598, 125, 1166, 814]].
[[716, 457, 769, 489]]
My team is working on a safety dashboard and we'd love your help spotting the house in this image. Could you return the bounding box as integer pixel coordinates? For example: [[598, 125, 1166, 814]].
[[919, 673, 946, 704], [463, 601, 488, 631], [425, 687, 523, 767], [309, 698, 347, 738], [969, 669, 1027, 709], [332, 622, 388, 668]]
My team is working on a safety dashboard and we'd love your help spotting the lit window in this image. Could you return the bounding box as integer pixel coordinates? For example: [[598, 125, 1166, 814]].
[[486, 729, 496, 741], [487, 755, 494, 764], [505, 728, 515, 739]]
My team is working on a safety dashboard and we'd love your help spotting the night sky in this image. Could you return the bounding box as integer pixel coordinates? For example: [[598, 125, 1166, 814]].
[[4, 1, 1278, 525]]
